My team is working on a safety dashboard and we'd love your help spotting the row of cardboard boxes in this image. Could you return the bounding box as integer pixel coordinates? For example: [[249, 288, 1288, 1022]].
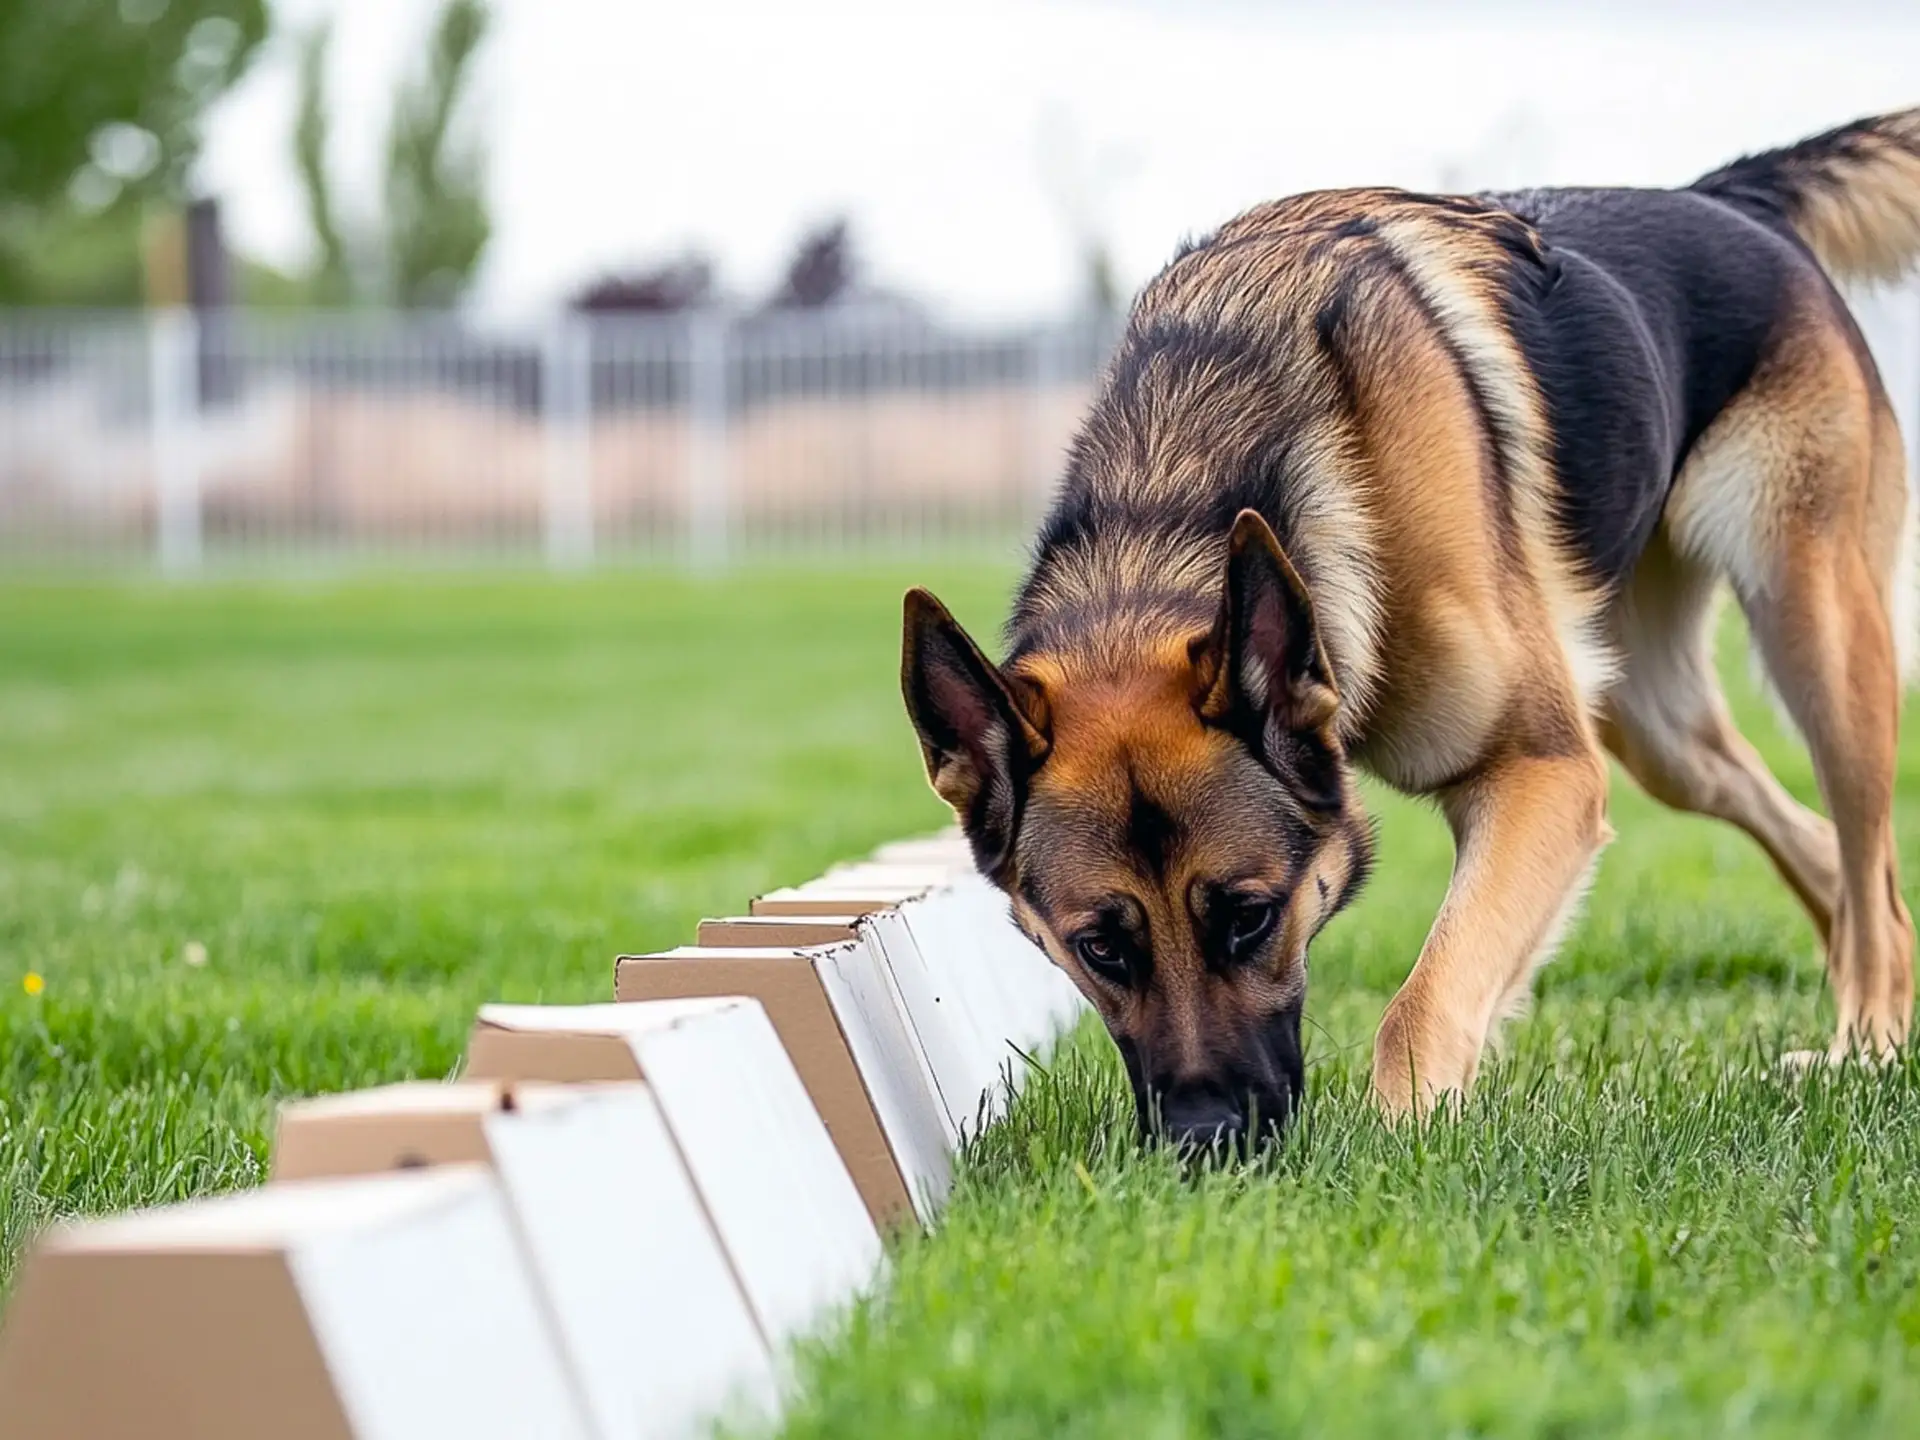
[[0, 831, 1087, 1440]]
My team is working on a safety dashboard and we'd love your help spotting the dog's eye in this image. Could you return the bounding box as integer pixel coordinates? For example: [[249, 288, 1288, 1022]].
[[1074, 933, 1129, 982], [1226, 899, 1279, 957]]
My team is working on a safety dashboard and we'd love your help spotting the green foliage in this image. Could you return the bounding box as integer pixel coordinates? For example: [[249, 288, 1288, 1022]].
[[382, 0, 491, 307], [0, 200, 146, 306], [0, 0, 267, 304], [287, 0, 493, 308], [0, 564, 997, 1289], [0, 0, 267, 210], [292, 20, 351, 307]]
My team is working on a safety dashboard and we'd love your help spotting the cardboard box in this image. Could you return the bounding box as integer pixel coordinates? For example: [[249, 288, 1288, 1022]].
[[0, 1168, 593, 1440], [870, 831, 971, 866], [271, 1081, 775, 1440], [696, 915, 860, 947], [855, 883, 1088, 1136], [272, 1080, 508, 1177], [947, 873, 1089, 1045], [748, 885, 927, 917], [857, 902, 1005, 1134], [814, 862, 966, 890], [461, 999, 882, 1348], [614, 943, 954, 1228]]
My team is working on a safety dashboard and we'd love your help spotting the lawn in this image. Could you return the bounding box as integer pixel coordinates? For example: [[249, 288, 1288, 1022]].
[[5, 567, 1920, 1437]]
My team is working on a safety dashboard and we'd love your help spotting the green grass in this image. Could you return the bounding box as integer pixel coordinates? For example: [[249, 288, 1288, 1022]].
[[5, 568, 1920, 1436], [0, 566, 995, 1285]]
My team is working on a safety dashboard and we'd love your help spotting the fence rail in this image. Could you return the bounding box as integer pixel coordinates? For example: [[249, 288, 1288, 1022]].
[[0, 309, 1121, 569], [0, 287, 1916, 572]]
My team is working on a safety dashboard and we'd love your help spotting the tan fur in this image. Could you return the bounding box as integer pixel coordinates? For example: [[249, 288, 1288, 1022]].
[[904, 118, 1920, 1133], [1779, 109, 1920, 285]]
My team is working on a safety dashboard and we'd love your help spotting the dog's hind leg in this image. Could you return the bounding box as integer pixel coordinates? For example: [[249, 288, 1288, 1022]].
[[1666, 313, 1915, 1060], [1744, 529, 1914, 1058], [1600, 529, 1839, 939]]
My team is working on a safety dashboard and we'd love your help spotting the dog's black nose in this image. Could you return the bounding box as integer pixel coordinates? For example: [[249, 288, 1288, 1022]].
[[1157, 1086, 1247, 1152]]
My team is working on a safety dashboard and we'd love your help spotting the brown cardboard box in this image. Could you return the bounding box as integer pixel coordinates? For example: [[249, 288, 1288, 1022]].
[[614, 944, 954, 1229], [0, 1169, 593, 1440], [741, 862, 958, 919], [749, 885, 927, 917], [459, 1000, 883, 1349], [267, 1080, 777, 1437], [696, 915, 861, 947], [272, 1080, 510, 1179]]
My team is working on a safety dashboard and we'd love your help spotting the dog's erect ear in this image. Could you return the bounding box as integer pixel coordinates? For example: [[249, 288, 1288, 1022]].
[[1194, 510, 1341, 785], [901, 588, 1050, 879]]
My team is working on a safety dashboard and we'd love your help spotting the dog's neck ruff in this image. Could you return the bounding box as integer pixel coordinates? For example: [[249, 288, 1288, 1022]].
[[1012, 517, 1384, 742]]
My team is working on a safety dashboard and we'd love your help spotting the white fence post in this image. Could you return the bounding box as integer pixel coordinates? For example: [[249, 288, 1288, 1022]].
[[148, 308, 201, 575], [686, 312, 731, 569], [542, 316, 594, 570]]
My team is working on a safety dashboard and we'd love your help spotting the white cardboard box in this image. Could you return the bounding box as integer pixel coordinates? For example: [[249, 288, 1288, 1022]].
[[615, 940, 955, 1227], [869, 832, 972, 867], [0, 1168, 593, 1440], [274, 1082, 776, 1439], [463, 998, 883, 1349], [858, 884, 1088, 1134]]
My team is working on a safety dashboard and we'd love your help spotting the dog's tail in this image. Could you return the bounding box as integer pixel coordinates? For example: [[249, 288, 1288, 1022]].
[[1690, 107, 1920, 285], [1697, 109, 1920, 696]]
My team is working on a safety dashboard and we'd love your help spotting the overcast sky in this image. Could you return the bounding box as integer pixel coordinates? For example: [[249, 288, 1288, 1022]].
[[195, 0, 1920, 320]]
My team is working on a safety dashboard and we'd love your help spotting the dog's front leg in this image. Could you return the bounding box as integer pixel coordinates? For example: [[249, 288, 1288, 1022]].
[[1372, 747, 1613, 1117]]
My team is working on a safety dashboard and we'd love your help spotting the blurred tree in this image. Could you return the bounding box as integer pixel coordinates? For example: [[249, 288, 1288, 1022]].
[[293, 20, 352, 306], [0, 0, 267, 209], [286, 0, 493, 309], [0, 0, 268, 303], [382, 0, 492, 308], [768, 218, 855, 309]]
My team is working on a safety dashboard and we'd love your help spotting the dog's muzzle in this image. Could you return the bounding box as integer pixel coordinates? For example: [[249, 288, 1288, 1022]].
[[1157, 1082, 1251, 1152], [1128, 1001, 1306, 1155]]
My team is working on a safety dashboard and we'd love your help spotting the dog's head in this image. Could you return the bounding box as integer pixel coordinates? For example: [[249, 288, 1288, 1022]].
[[902, 511, 1373, 1152]]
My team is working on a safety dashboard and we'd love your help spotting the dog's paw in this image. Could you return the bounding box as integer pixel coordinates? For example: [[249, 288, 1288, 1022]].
[[1778, 1041, 1898, 1074]]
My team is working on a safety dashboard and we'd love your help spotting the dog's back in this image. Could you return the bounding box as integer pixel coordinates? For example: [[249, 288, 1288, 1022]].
[[1486, 184, 1821, 588], [1012, 111, 1920, 741]]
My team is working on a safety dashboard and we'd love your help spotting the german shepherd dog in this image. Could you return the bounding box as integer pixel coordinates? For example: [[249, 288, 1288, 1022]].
[[902, 108, 1920, 1149]]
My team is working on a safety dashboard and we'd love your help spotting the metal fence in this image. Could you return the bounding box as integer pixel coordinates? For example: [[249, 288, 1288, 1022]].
[[0, 285, 1916, 573], [0, 309, 1121, 571]]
